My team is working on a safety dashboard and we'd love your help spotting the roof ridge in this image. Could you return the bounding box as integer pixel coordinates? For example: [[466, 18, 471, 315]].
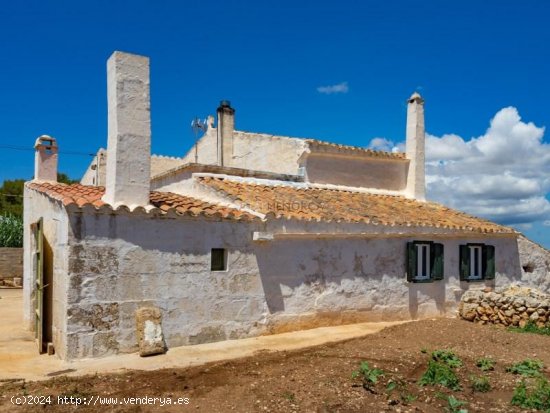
[[234, 130, 405, 159], [151, 154, 183, 160]]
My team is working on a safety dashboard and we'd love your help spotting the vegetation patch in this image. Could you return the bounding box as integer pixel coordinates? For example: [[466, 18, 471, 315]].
[[444, 395, 469, 413], [351, 361, 384, 393], [511, 377, 550, 411], [476, 357, 495, 372], [386, 378, 417, 405], [509, 321, 550, 336], [0, 214, 23, 248], [419, 349, 463, 391], [431, 349, 463, 368], [419, 360, 461, 391], [506, 359, 544, 377], [470, 375, 491, 393]]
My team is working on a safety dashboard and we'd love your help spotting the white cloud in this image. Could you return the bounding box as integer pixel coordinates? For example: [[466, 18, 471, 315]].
[[317, 81, 349, 95], [368, 137, 404, 153], [368, 107, 550, 227], [368, 137, 394, 152]]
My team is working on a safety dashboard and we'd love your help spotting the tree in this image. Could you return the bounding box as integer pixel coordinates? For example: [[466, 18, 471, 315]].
[[57, 172, 79, 185], [0, 179, 24, 218]]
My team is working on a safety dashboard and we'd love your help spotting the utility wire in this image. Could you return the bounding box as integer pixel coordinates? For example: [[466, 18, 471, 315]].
[[0, 193, 24, 198], [0, 144, 95, 157]]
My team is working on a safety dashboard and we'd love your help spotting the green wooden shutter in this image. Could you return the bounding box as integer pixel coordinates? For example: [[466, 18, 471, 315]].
[[459, 245, 469, 281], [483, 245, 495, 280], [406, 242, 416, 282], [431, 243, 444, 280]]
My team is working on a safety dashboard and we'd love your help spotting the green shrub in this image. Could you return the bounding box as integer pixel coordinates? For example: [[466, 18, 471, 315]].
[[419, 360, 461, 391], [506, 359, 544, 377], [0, 214, 23, 248], [470, 375, 491, 392], [432, 349, 463, 368], [476, 357, 495, 372], [352, 361, 384, 392], [511, 377, 550, 411]]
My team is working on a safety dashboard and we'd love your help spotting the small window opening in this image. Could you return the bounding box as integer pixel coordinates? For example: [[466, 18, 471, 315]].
[[211, 248, 227, 271]]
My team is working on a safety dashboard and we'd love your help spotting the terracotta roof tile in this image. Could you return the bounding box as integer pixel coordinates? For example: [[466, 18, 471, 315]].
[[198, 177, 515, 234], [26, 182, 256, 221]]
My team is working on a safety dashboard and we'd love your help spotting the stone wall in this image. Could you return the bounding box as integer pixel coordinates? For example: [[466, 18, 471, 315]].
[[0, 247, 23, 286], [518, 235, 550, 293], [459, 286, 550, 328]]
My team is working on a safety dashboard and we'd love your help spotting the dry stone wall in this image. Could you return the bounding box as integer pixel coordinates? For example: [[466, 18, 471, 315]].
[[0, 247, 23, 286], [459, 286, 550, 328]]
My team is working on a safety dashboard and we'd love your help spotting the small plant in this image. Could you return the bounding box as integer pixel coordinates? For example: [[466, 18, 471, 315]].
[[352, 361, 384, 392], [419, 349, 463, 391], [432, 349, 463, 369], [420, 347, 428, 354], [506, 359, 544, 377], [511, 377, 550, 411], [476, 357, 495, 372], [509, 321, 550, 336], [386, 378, 417, 405], [419, 360, 461, 391], [470, 375, 491, 393], [445, 395, 468, 413], [282, 391, 295, 401]]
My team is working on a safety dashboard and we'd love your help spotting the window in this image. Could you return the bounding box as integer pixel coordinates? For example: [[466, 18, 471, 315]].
[[406, 241, 444, 282], [416, 243, 431, 280], [459, 243, 495, 281], [210, 248, 227, 271]]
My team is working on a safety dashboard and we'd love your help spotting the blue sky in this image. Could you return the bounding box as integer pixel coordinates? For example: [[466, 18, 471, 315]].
[[0, 0, 549, 247]]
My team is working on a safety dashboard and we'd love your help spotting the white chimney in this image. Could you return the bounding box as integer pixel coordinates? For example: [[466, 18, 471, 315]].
[[405, 92, 426, 201], [33, 135, 58, 182], [102, 51, 151, 207], [216, 100, 235, 167]]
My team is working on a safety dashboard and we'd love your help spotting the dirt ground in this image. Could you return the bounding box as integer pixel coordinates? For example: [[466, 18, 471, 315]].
[[1, 318, 549, 413]]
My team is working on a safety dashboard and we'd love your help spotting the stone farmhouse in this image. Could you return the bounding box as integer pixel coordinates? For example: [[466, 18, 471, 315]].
[[23, 51, 528, 360]]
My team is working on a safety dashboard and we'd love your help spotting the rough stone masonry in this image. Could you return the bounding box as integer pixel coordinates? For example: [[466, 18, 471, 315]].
[[0, 247, 23, 286], [459, 286, 550, 328]]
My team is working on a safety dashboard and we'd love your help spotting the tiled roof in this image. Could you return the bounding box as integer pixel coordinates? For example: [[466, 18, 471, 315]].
[[26, 182, 256, 220], [198, 177, 515, 234], [26, 180, 516, 234]]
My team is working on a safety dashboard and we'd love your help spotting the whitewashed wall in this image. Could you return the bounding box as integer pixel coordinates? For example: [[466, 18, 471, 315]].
[[23, 188, 70, 358], [181, 129, 307, 175], [517, 235, 550, 293], [62, 209, 522, 359], [302, 154, 408, 191]]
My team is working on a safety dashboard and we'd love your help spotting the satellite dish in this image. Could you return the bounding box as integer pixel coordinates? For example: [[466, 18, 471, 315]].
[[190, 117, 208, 163], [191, 118, 207, 134]]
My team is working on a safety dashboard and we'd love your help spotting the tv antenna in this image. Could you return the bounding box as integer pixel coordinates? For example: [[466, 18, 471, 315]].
[[191, 117, 208, 163]]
